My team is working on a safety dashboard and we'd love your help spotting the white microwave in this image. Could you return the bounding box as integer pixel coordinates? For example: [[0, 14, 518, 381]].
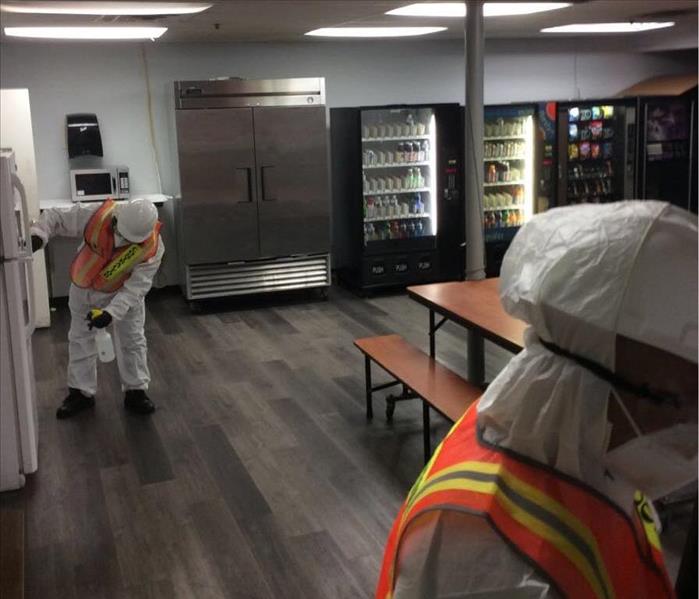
[[70, 167, 129, 202]]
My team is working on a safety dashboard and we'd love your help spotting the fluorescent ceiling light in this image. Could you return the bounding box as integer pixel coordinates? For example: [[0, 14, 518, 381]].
[[305, 27, 446, 38], [485, 2, 570, 17], [542, 22, 675, 34], [386, 3, 571, 18], [4, 26, 168, 39], [0, 1, 211, 15]]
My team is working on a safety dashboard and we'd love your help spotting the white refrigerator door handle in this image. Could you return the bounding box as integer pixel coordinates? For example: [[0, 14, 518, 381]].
[[11, 173, 29, 246], [11, 172, 36, 331]]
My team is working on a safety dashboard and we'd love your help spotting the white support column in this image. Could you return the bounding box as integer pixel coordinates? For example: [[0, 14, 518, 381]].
[[465, 0, 486, 385]]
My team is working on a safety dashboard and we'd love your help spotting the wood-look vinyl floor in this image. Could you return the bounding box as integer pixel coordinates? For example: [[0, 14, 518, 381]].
[[1, 286, 688, 597]]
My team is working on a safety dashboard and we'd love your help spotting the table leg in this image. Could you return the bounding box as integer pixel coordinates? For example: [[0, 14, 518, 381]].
[[422, 400, 431, 463], [467, 330, 485, 387], [429, 309, 435, 358], [365, 355, 373, 420]]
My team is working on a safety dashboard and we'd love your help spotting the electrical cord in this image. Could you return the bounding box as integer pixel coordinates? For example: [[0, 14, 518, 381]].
[[140, 43, 163, 194]]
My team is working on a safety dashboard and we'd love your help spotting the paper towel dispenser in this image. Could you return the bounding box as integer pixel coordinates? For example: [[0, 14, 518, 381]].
[[66, 113, 103, 158]]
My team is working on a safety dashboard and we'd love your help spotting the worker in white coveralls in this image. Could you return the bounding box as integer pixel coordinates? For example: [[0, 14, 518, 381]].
[[377, 201, 697, 599], [30, 198, 164, 419]]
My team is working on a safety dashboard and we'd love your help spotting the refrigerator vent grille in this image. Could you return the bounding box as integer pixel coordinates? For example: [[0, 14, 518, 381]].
[[186, 254, 330, 300]]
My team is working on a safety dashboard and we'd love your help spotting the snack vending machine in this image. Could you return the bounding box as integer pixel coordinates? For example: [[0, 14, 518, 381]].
[[557, 99, 637, 206], [637, 94, 697, 213], [331, 104, 462, 291], [482, 104, 537, 276]]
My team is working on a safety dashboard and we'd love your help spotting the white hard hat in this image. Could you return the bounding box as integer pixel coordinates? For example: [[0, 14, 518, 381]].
[[116, 198, 157, 243]]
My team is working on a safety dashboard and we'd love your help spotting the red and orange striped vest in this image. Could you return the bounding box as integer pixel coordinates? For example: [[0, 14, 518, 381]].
[[376, 402, 675, 599], [70, 199, 161, 293]]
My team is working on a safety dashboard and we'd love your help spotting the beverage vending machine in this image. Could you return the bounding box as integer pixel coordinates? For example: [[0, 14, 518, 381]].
[[482, 104, 538, 276], [331, 104, 462, 291]]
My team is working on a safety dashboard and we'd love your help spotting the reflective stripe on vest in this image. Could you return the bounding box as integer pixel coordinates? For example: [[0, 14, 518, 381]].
[[70, 199, 161, 292], [375, 402, 675, 599]]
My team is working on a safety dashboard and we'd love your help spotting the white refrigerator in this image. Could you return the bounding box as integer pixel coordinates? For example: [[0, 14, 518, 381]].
[[0, 150, 38, 491]]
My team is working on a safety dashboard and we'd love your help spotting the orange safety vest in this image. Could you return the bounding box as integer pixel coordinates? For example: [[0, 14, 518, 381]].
[[376, 402, 675, 599], [70, 199, 161, 293]]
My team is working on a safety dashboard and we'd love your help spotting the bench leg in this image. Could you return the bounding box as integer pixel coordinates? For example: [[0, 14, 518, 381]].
[[365, 355, 373, 420], [423, 401, 431, 462]]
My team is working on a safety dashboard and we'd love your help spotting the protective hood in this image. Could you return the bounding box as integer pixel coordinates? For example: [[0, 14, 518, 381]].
[[477, 201, 698, 495]]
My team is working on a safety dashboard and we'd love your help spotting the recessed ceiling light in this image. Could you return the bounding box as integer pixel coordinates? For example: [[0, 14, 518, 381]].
[[0, 1, 211, 15], [305, 27, 446, 38], [3, 26, 168, 40], [386, 3, 571, 18], [541, 22, 675, 34]]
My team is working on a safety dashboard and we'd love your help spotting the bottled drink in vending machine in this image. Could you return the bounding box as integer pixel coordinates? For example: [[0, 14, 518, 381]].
[[422, 140, 429, 161], [400, 222, 408, 238], [416, 220, 424, 236], [396, 143, 405, 163], [415, 193, 424, 214], [406, 112, 415, 135], [408, 222, 416, 237], [391, 221, 400, 239], [404, 168, 412, 189]]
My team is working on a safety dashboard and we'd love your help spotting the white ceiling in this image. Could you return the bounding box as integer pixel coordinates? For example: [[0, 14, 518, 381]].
[[0, 0, 697, 49]]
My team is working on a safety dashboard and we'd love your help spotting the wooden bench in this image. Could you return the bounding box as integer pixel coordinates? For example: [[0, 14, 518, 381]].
[[354, 334, 482, 462]]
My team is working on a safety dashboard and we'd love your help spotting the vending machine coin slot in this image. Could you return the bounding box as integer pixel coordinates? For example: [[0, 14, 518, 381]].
[[444, 158, 459, 201]]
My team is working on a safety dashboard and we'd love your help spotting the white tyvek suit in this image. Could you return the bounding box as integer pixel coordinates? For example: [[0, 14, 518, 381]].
[[32, 202, 164, 396], [392, 201, 697, 598]]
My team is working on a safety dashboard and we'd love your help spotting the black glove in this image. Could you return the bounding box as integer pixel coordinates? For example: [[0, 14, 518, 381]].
[[31, 234, 44, 252], [86, 309, 112, 330]]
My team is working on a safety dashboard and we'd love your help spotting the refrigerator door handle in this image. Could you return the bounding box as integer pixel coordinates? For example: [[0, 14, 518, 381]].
[[260, 165, 276, 201], [11, 172, 36, 331], [11, 173, 30, 253], [235, 167, 254, 203]]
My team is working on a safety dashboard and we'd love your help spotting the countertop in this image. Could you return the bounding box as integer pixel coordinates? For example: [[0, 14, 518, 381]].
[[40, 194, 171, 210]]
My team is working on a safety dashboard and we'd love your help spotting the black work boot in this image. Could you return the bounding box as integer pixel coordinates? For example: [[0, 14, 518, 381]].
[[56, 387, 95, 419], [124, 390, 155, 415]]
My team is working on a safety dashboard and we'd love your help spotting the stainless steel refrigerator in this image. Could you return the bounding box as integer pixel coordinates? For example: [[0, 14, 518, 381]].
[[174, 78, 331, 304], [0, 150, 38, 491]]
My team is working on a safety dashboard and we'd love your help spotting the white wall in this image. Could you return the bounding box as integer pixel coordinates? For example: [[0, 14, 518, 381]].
[[0, 39, 694, 201]]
